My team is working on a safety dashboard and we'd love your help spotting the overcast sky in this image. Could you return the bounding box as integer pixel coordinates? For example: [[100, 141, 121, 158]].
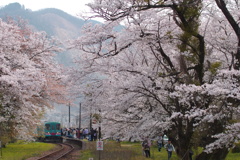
[[0, 0, 94, 17]]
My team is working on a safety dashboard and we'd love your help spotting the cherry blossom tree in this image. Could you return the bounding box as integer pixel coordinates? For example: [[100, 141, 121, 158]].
[[0, 18, 68, 142], [69, 0, 240, 159]]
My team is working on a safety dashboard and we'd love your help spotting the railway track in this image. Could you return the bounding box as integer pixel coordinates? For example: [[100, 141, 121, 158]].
[[36, 143, 74, 160]]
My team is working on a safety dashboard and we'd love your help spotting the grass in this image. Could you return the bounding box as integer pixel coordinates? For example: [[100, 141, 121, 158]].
[[79, 140, 240, 160], [1, 140, 238, 160], [226, 150, 240, 160], [0, 141, 56, 160], [80, 140, 136, 160], [79, 140, 179, 160]]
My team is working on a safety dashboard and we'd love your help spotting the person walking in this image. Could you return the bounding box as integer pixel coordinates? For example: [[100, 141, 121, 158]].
[[157, 134, 163, 151], [142, 137, 151, 158], [165, 140, 175, 160], [189, 149, 194, 160]]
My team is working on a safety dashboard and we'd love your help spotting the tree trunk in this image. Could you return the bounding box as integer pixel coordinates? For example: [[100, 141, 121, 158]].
[[195, 120, 229, 160], [172, 118, 194, 160], [215, 0, 240, 70], [128, 136, 133, 142], [174, 134, 193, 160], [195, 148, 229, 160]]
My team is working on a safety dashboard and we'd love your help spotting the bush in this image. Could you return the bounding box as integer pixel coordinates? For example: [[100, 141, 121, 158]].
[[0, 135, 11, 147], [232, 143, 240, 153]]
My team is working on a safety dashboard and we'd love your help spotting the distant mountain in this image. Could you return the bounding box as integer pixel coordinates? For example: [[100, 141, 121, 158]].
[[0, 2, 99, 66]]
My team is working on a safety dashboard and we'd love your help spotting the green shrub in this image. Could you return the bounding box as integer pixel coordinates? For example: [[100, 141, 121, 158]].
[[232, 143, 240, 153]]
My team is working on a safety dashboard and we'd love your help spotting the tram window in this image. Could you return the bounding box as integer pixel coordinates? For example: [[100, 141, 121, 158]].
[[45, 124, 50, 130], [56, 124, 60, 130], [51, 125, 55, 130]]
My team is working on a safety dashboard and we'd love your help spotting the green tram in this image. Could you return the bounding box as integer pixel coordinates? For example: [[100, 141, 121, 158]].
[[43, 122, 62, 142]]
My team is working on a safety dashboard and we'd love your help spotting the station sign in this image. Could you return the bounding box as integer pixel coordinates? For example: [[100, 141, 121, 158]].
[[96, 140, 103, 150]]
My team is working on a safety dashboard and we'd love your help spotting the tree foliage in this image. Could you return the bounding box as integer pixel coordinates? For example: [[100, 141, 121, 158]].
[[69, 0, 240, 159], [0, 18, 67, 142]]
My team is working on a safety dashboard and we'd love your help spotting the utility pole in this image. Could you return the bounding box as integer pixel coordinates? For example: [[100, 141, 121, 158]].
[[68, 102, 70, 128], [89, 100, 92, 130], [90, 112, 92, 130], [98, 109, 101, 140], [98, 109, 102, 160], [79, 103, 81, 129]]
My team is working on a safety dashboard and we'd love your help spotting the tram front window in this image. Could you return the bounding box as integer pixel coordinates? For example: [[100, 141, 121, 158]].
[[45, 124, 50, 130]]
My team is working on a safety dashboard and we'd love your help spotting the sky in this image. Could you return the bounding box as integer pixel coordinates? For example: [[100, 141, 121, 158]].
[[0, 0, 94, 17]]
